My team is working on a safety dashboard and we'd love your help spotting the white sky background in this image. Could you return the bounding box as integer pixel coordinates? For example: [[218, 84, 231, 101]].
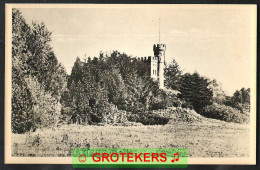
[[18, 5, 255, 95]]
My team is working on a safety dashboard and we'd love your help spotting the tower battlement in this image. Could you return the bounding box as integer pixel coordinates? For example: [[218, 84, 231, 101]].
[[148, 56, 159, 62], [138, 56, 153, 62], [153, 44, 166, 57], [153, 44, 166, 52]]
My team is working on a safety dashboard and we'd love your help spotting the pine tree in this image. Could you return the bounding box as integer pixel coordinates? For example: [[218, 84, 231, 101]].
[[179, 72, 213, 112], [12, 9, 35, 133], [164, 59, 182, 90]]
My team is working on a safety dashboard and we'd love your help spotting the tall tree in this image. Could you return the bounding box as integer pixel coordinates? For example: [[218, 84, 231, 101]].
[[12, 60, 35, 133], [179, 72, 213, 112], [12, 9, 67, 133], [232, 88, 250, 104], [12, 9, 34, 133], [224, 88, 250, 113], [164, 59, 182, 90], [209, 79, 226, 104]]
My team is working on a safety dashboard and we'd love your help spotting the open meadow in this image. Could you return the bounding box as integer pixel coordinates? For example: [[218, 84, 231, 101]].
[[12, 118, 250, 158]]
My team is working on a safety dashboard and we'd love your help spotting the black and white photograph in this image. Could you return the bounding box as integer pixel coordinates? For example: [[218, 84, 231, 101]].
[[5, 4, 256, 164]]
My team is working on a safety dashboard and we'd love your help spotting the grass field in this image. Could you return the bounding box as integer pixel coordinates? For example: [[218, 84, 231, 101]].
[[12, 117, 250, 158]]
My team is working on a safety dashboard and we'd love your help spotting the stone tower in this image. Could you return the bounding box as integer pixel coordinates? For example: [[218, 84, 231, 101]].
[[153, 44, 166, 89]]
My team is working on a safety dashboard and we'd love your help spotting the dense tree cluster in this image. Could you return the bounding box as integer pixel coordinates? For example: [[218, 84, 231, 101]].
[[12, 9, 67, 133], [61, 51, 174, 124], [224, 88, 250, 113]]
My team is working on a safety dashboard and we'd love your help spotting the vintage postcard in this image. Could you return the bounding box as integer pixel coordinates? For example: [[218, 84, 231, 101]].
[[5, 4, 256, 165]]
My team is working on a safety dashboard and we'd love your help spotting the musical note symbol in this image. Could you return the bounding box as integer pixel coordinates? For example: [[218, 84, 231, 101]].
[[171, 153, 179, 163]]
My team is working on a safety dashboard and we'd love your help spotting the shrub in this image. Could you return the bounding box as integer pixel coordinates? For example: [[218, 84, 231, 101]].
[[103, 104, 128, 124], [201, 103, 249, 124], [32, 134, 42, 147], [127, 111, 169, 125]]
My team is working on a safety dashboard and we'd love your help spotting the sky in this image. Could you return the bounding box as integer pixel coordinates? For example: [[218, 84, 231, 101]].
[[18, 5, 256, 95]]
